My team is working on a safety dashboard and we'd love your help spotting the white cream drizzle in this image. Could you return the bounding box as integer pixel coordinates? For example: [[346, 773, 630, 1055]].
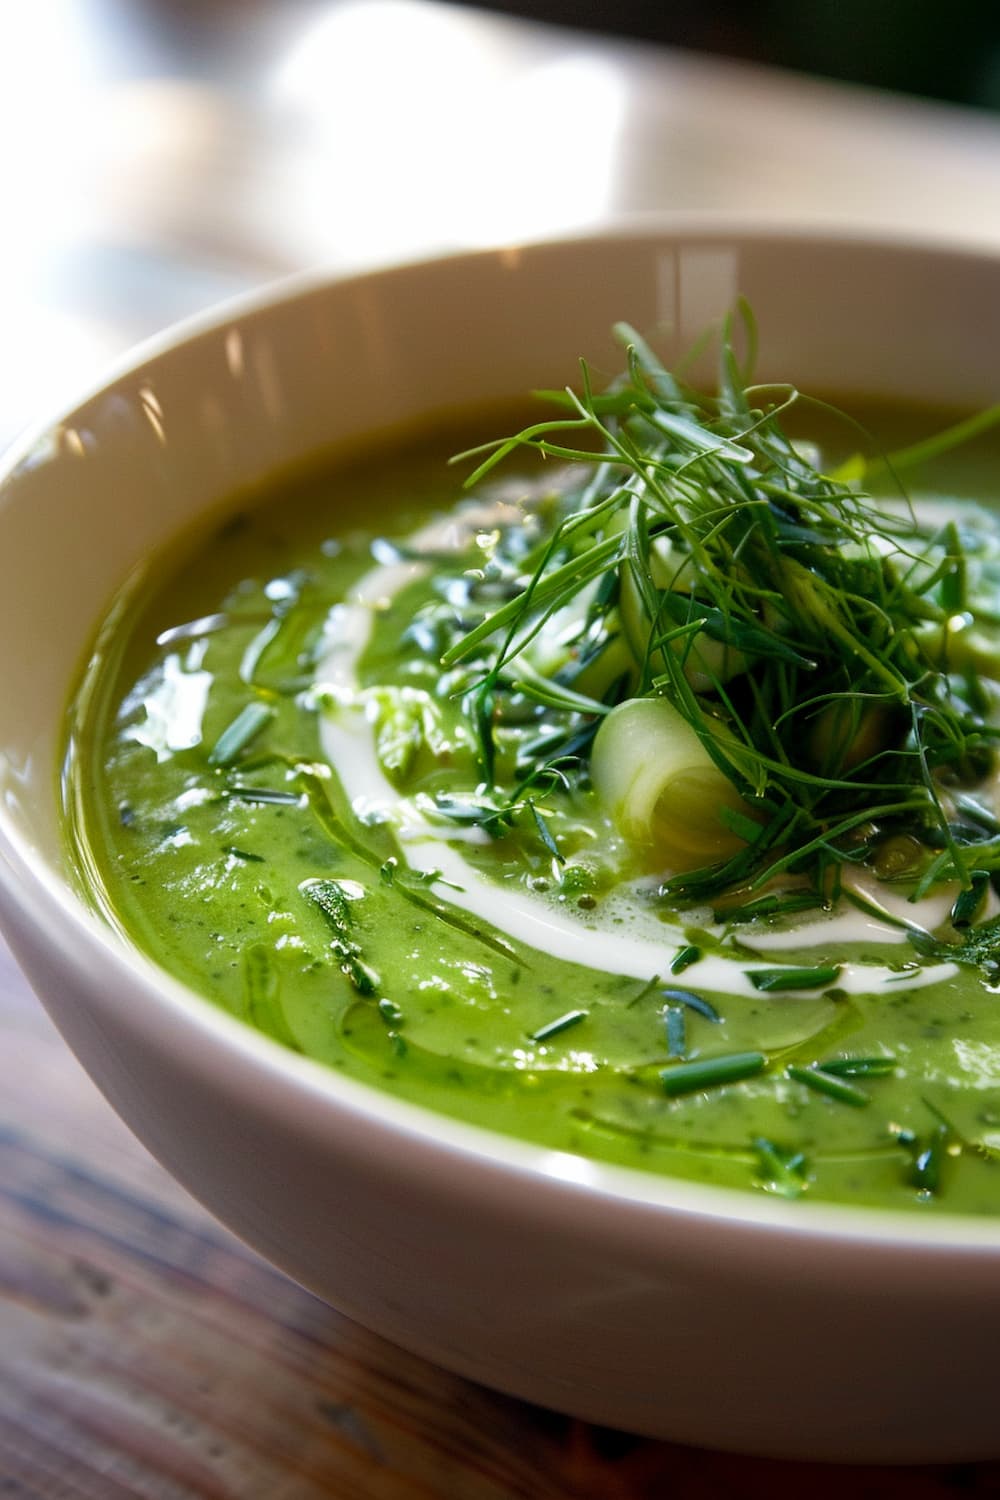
[[314, 509, 959, 1001]]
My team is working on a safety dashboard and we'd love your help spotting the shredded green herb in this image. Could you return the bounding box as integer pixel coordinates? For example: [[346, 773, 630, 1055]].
[[531, 1008, 588, 1043], [422, 315, 1000, 912]]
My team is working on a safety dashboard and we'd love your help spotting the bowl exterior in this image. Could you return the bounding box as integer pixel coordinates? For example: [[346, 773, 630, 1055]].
[[1, 224, 999, 1460]]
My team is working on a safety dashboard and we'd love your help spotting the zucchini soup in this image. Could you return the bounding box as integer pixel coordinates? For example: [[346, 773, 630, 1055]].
[[63, 325, 1000, 1215]]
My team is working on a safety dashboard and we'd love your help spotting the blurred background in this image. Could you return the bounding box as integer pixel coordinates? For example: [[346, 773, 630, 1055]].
[[4, 0, 1000, 452], [467, 0, 1000, 110]]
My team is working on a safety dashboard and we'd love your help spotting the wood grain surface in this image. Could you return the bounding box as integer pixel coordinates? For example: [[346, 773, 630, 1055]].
[[3, 3, 1000, 1493]]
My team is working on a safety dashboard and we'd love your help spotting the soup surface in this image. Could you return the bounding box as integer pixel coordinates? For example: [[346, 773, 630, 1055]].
[[65, 342, 1000, 1215]]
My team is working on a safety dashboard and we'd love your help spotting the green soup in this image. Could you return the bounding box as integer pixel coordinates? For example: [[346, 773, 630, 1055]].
[[64, 350, 1000, 1216]]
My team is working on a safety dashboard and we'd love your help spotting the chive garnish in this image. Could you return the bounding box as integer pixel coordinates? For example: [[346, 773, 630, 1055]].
[[526, 798, 563, 864], [670, 945, 701, 974], [752, 1136, 809, 1198], [378, 997, 404, 1025], [659, 986, 721, 1022], [716, 891, 826, 926], [819, 1055, 897, 1078], [223, 845, 265, 862], [664, 1004, 686, 1058], [208, 701, 275, 766], [747, 965, 841, 992], [660, 1051, 766, 1096], [530, 1008, 587, 1043], [909, 1124, 950, 1194], [786, 1063, 869, 1108], [226, 786, 300, 806]]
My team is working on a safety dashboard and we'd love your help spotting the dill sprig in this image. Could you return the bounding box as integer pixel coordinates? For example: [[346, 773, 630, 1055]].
[[433, 315, 1000, 903]]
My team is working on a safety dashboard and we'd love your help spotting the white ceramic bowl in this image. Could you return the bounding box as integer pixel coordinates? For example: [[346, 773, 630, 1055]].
[[2, 223, 999, 1464]]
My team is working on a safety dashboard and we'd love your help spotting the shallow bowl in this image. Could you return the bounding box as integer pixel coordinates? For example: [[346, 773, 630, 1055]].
[[1, 223, 999, 1463]]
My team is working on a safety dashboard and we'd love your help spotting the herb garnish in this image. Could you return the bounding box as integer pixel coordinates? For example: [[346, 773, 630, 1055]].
[[660, 1050, 766, 1097], [425, 315, 1000, 909], [530, 1008, 588, 1043]]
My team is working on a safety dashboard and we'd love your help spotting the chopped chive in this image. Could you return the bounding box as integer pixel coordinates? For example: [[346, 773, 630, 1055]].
[[747, 965, 841, 992], [819, 1055, 897, 1078], [752, 1136, 809, 1199], [660, 1050, 766, 1096], [526, 798, 564, 864], [786, 1063, 869, 1108], [208, 701, 275, 766], [659, 986, 721, 1022], [378, 997, 404, 1025], [223, 845, 265, 862], [627, 974, 662, 1008], [909, 1124, 950, 1194], [950, 870, 990, 930], [715, 891, 826, 925], [664, 1003, 686, 1058], [670, 944, 701, 974], [226, 785, 300, 806], [531, 1008, 587, 1043]]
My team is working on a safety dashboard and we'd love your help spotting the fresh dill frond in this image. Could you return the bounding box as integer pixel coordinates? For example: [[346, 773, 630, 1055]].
[[420, 318, 1000, 906]]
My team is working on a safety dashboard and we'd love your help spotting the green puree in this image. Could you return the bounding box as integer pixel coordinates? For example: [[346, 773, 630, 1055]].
[[64, 402, 1000, 1217]]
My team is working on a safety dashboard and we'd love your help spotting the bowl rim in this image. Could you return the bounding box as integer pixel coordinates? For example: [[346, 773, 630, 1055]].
[[3, 214, 1000, 1256]]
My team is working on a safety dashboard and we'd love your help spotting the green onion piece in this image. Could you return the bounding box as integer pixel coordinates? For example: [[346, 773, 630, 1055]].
[[660, 1050, 766, 1096], [786, 1063, 869, 1108], [659, 986, 720, 1023], [670, 945, 701, 974], [747, 965, 841, 992], [208, 701, 275, 766], [531, 1008, 587, 1043], [664, 1004, 686, 1058], [819, 1055, 897, 1078], [378, 998, 404, 1025]]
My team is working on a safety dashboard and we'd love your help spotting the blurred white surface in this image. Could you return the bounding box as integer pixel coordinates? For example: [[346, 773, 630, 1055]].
[[1, 0, 999, 441]]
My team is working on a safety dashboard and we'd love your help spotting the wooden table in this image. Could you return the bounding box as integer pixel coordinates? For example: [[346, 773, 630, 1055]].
[[3, 4, 1000, 1492]]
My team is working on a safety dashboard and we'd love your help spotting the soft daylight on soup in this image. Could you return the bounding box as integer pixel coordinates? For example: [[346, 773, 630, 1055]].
[[64, 326, 1000, 1215]]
